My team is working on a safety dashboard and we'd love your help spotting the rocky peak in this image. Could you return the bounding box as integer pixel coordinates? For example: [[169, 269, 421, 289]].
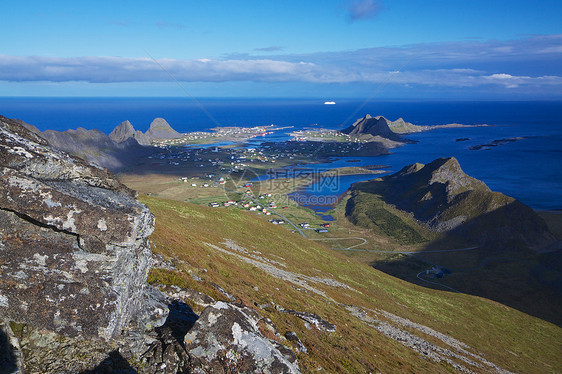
[[350, 156, 556, 248], [342, 114, 402, 141], [145, 117, 182, 139], [107, 118, 182, 146], [109, 120, 135, 143], [409, 157, 490, 198]]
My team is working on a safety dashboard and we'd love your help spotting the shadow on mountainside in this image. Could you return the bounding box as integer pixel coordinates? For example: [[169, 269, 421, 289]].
[[80, 351, 137, 374], [81, 300, 197, 373], [0, 326, 19, 374], [367, 204, 562, 327]]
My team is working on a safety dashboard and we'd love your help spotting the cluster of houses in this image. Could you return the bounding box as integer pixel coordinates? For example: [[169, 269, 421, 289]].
[[269, 219, 286, 225], [423, 265, 450, 279], [208, 200, 238, 208], [298, 222, 330, 233], [153, 125, 278, 146], [208, 198, 276, 215], [290, 129, 352, 142], [178, 176, 213, 188]]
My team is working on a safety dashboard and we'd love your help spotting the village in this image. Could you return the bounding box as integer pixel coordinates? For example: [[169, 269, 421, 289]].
[[203, 186, 333, 233], [152, 125, 294, 146], [144, 135, 387, 178], [289, 128, 354, 142], [125, 130, 393, 239]]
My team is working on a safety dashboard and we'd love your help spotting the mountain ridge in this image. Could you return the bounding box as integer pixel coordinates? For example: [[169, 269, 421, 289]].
[[4, 116, 183, 171], [348, 156, 556, 249], [110, 117, 183, 145], [342, 114, 404, 141]]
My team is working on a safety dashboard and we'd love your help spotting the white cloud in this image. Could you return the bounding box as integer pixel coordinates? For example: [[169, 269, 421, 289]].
[[487, 73, 516, 79], [345, 0, 383, 21], [1, 35, 561, 94]]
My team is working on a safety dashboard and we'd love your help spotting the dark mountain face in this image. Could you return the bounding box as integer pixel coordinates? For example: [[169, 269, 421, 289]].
[[342, 114, 404, 141], [40, 126, 149, 171]]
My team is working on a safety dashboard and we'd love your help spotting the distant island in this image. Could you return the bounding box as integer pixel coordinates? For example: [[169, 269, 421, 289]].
[[468, 136, 536, 150], [290, 114, 487, 145], [9, 113, 491, 173]]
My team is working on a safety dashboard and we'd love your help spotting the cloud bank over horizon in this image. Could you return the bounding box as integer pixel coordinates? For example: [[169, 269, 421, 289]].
[[1, 35, 561, 98]]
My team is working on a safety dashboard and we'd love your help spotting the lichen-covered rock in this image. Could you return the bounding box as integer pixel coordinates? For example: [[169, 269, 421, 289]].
[[137, 300, 198, 374], [284, 331, 307, 354], [184, 301, 300, 374], [280, 309, 336, 333], [0, 116, 163, 341], [0, 116, 302, 373]]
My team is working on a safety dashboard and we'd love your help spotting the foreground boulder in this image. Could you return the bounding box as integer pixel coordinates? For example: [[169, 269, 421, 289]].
[[0, 115, 164, 341], [185, 301, 300, 374]]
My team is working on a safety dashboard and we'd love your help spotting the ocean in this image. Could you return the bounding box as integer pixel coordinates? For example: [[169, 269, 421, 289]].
[[1, 97, 561, 210]]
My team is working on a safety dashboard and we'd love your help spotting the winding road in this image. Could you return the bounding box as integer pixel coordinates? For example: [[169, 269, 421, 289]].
[[214, 177, 502, 294]]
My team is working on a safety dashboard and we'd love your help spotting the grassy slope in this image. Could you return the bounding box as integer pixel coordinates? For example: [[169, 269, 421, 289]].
[[141, 195, 561, 374], [345, 191, 432, 245], [340, 185, 562, 326]]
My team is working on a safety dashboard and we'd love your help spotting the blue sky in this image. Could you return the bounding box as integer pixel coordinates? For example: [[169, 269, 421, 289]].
[[1, 0, 561, 99]]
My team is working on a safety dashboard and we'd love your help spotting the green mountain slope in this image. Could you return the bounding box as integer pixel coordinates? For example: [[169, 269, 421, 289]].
[[348, 157, 556, 249], [141, 195, 561, 373]]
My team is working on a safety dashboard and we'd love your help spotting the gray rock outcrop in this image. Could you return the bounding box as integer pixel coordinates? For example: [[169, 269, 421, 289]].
[[185, 301, 300, 373], [109, 120, 136, 143], [0, 115, 163, 340], [133, 130, 153, 146]]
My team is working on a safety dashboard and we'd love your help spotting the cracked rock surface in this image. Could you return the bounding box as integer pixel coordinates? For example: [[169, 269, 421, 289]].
[[0, 115, 159, 340], [185, 301, 300, 374]]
